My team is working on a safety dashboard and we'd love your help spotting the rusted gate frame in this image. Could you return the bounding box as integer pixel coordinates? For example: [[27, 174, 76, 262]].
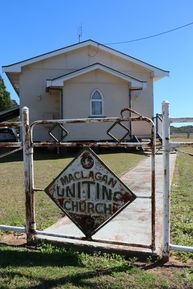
[[162, 101, 193, 261], [0, 106, 156, 254], [25, 107, 157, 252]]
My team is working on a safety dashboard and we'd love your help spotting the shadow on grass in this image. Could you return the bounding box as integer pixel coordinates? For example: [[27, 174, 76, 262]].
[[0, 148, 76, 163], [0, 246, 131, 289], [0, 147, 141, 163], [0, 246, 82, 268], [0, 265, 129, 289], [0, 246, 192, 289]]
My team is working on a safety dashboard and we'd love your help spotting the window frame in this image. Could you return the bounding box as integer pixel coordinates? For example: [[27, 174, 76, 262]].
[[90, 89, 104, 117]]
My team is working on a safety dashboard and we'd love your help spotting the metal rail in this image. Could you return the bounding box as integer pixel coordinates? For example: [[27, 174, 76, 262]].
[[170, 141, 193, 149], [30, 115, 154, 145], [0, 224, 151, 249], [0, 147, 22, 159], [32, 141, 151, 148], [0, 225, 26, 233], [0, 121, 21, 128], [0, 142, 22, 147], [170, 117, 193, 123]]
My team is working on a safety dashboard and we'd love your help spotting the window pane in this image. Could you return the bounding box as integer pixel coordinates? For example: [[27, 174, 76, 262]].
[[92, 101, 102, 115], [92, 91, 102, 100]]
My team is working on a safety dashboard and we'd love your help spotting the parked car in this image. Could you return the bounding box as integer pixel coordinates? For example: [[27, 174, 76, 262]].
[[0, 127, 18, 142]]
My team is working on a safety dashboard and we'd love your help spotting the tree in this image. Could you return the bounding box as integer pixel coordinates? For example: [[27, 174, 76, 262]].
[[0, 75, 13, 112]]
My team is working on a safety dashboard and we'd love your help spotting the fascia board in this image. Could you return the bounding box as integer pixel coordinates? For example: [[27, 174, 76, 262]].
[[2, 66, 21, 73]]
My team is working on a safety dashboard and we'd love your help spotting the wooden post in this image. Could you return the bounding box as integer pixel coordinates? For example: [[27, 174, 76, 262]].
[[22, 107, 36, 243]]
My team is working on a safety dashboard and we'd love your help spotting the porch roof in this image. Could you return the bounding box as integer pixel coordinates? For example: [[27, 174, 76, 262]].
[[46, 63, 147, 89]]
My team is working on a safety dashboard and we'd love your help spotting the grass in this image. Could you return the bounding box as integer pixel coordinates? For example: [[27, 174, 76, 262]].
[[170, 143, 193, 261], [0, 146, 193, 288], [0, 148, 145, 229], [0, 243, 192, 289]]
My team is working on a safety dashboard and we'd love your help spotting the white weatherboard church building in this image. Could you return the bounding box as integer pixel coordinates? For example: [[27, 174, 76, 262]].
[[2, 40, 169, 141]]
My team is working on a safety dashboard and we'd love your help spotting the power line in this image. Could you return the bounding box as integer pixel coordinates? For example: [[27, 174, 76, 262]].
[[106, 21, 193, 45]]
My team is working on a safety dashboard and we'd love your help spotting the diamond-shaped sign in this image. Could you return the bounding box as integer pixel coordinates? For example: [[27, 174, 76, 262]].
[[45, 148, 136, 238]]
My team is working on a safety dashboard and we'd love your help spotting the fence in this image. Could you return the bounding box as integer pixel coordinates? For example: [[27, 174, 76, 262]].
[[162, 101, 193, 260]]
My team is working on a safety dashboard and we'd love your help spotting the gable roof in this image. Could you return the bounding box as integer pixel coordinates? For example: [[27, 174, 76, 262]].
[[2, 39, 169, 79], [46, 63, 147, 89]]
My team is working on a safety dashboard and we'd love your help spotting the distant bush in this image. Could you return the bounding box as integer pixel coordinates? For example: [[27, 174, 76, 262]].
[[171, 125, 193, 134]]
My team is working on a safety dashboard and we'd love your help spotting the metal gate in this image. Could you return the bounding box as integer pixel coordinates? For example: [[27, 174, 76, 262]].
[[2, 103, 192, 260], [0, 106, 157, 256]]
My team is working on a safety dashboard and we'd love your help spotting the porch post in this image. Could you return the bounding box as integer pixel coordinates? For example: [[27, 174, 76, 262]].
[[128, 88, 132, 138], [22, 106, 36, 243]]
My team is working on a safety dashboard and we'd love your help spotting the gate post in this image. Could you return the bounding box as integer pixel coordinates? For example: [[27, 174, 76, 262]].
[[162, 101, 170, 261], [22, 107, 36, 243]]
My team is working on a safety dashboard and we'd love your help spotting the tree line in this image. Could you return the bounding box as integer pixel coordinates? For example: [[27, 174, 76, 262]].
[[0, 75, 16, 112], [171, 125, 193, 133]]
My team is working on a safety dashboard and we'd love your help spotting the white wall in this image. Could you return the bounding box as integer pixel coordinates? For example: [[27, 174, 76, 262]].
[[19, 45, 153, 141]]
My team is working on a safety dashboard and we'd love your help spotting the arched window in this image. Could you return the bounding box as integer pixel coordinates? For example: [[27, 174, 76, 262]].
[[90, 90, 103, 116]]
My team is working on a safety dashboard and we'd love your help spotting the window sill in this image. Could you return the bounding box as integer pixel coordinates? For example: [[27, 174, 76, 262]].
[[88, 115, 106, 118]]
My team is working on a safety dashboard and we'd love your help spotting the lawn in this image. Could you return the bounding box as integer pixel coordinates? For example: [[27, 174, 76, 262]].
[[0, 243, 192, 289], [0, 148, 193, 289], [0, 149, 145, 229], [170, 145, 193, 260]]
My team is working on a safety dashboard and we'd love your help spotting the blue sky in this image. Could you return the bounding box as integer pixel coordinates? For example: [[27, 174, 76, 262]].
[[1, 0, 193, 117]]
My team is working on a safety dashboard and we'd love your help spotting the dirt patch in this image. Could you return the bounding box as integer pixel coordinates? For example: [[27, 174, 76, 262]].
[[0, 232, 27, 246], [137, 256, 193, 284], [149, 256, 193, 271]]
